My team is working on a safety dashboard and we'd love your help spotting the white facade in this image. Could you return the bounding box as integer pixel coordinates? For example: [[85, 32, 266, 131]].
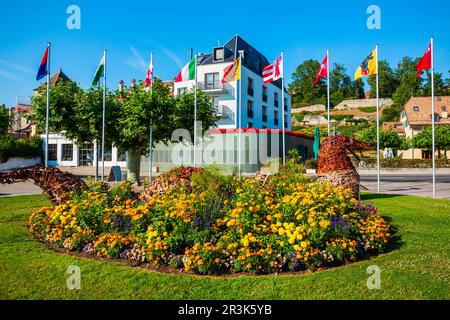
[[41, 133, 127, 168], [173, 63, 291, 130]]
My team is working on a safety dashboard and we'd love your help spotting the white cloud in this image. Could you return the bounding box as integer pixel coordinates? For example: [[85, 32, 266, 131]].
[[125, 45, 148, 71], [0, 60, 34, 75], [0, 69, 22, 81]]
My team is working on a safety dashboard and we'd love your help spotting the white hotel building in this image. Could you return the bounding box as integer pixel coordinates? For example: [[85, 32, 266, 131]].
[[173, 35, 291, 131], [39, 36, 313, 173]]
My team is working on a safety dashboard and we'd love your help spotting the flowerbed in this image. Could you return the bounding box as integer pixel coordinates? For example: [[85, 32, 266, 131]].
[[29, 167, 393, 275]]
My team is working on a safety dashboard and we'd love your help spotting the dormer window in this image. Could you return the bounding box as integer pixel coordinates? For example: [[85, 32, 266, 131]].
[[441, 106, 446, 112], [413, 106, 419, 112], [213, 47, 224, 62]]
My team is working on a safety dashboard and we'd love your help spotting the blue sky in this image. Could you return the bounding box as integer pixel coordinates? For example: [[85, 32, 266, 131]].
[[0, 0, 449, 107]]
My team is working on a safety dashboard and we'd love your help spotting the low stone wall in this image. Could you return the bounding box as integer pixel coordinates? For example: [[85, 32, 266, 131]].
[[0, 157, 41, 171]]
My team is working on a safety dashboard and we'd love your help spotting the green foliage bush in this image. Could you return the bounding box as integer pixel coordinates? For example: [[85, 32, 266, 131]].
[[0, 136, 43, 163], [355, 157, 450, 168]]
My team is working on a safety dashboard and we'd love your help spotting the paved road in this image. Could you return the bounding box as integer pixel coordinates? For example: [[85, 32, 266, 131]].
[[1, 175, 449, 200], [360, 175, 450, 199]]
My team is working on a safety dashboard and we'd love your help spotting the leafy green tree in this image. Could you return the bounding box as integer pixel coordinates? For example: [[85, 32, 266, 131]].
[[30, 81, 81, 133], [114, 80, 175, 182], [352, 79, 365, 99], [173, 89, 218, 138], [411, 125, 450, 158], [0, 104, 10, 136], [330, 63, 353, 106], [423, 71, 448, 96], [357, 126, 406, 151], [367, 60, 399, 98], [392, 56, 422, 107], [288, 59, 326, 106]]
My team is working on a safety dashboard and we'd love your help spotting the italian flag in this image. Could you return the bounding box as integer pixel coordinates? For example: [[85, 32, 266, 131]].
[[92, 53, 105, 86], [175, 58, 196, 82]]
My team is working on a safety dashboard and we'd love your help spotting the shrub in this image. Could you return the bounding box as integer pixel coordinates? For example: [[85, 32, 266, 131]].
[[29, 167, 393, 275], [0, 136, 43, 163]]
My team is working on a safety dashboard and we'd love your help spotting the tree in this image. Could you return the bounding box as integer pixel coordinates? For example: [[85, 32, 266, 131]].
[[352, 79, 365, 99], [114, 80, 175, 182], [392, 56, 422, 108], [357, 126, 406, 152], [0, 104, 10, 136], [423, 71, 448, 96], [411, 125, 450, 158], [330, 63, 353, 106], [367, 60, 399, 98], [30, 81, 82, 134], [288, 59, 326, 106]]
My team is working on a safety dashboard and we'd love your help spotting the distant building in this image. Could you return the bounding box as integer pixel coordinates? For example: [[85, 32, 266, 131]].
[[399, 96, 450, 159], [8, 97, 36, 137]]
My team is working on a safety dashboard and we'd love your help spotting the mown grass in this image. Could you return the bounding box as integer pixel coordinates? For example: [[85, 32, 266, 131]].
[[0, 193, 448, 300]]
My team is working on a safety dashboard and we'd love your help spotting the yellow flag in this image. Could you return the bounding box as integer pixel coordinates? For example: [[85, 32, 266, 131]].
[[354, 48, 377, 79], [221, 57, 241, 83]]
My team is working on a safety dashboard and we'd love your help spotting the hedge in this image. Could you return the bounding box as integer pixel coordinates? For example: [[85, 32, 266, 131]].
[[354, 157, 450, 168], [0, 136, 43, 163]]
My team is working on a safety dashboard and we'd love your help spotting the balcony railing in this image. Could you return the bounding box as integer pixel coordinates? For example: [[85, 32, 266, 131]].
[[216, 105, 235, 121], [198, 81, 227, 92]]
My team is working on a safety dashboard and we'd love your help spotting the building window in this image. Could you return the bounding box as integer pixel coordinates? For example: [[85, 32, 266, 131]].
[[205, 73, 220, 90], [274, 110, 279, 126], [48, 144, 57, 161], [247, 77, 254, 96], [61, 144, 73, 161], [284, 114, 288, 128], [177, 87, 187, 95], [262, 86, 267, 102], [247, 100, 254, 118], [284, 97, 288, 111], [274, 92, 279, 107], [441, 106, 446, 111], [213, 47, 224, 62], [262, 106, 267, 122], [247, 122, 253, 128], [413, 106, 419, 112]]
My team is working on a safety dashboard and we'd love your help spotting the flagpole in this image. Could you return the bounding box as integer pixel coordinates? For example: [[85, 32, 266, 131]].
[[431, 36, 436, 198], [238, 51, 243, 176], [45, 42, 51, 168], [101, 49, 107, 181], [327, 49, 330, 137], [193, 53, 198, 167], [281, 51, 286, 166], [376, 44, 380, 194], [149, 52, 153, 182]]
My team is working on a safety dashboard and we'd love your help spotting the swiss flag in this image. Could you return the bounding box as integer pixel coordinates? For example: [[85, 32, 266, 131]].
[[416, 43, 432, 78], [145, 54, 154, 88], [314, 54, 328, 85]]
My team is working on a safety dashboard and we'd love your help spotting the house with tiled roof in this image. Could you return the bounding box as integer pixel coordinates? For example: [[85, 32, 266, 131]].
[[399, 96, 450, 159]]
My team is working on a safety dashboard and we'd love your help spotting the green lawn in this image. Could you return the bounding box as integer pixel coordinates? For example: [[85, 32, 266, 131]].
[[0, 193, 449, 300]]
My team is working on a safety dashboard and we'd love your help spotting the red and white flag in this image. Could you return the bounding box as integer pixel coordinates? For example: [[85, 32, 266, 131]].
[[314, 53, 328, 85], [416, 42, 432, 78], [263, 55, 283, 84], [145, 54, 154, 88]]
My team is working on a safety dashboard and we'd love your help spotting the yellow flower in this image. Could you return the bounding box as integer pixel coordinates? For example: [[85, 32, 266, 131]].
[[301, 241, 308, 248]]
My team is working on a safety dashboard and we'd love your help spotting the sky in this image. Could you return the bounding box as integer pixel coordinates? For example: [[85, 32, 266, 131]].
[[0, 0, 449, 107]]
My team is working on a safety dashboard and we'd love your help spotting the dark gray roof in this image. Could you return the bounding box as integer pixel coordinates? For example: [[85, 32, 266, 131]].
[[197, 35, 282, 90]]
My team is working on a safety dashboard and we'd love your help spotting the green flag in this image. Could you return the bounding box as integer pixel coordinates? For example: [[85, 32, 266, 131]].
[[92, 53, 105, 86], [313, 126, 320, 161]]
